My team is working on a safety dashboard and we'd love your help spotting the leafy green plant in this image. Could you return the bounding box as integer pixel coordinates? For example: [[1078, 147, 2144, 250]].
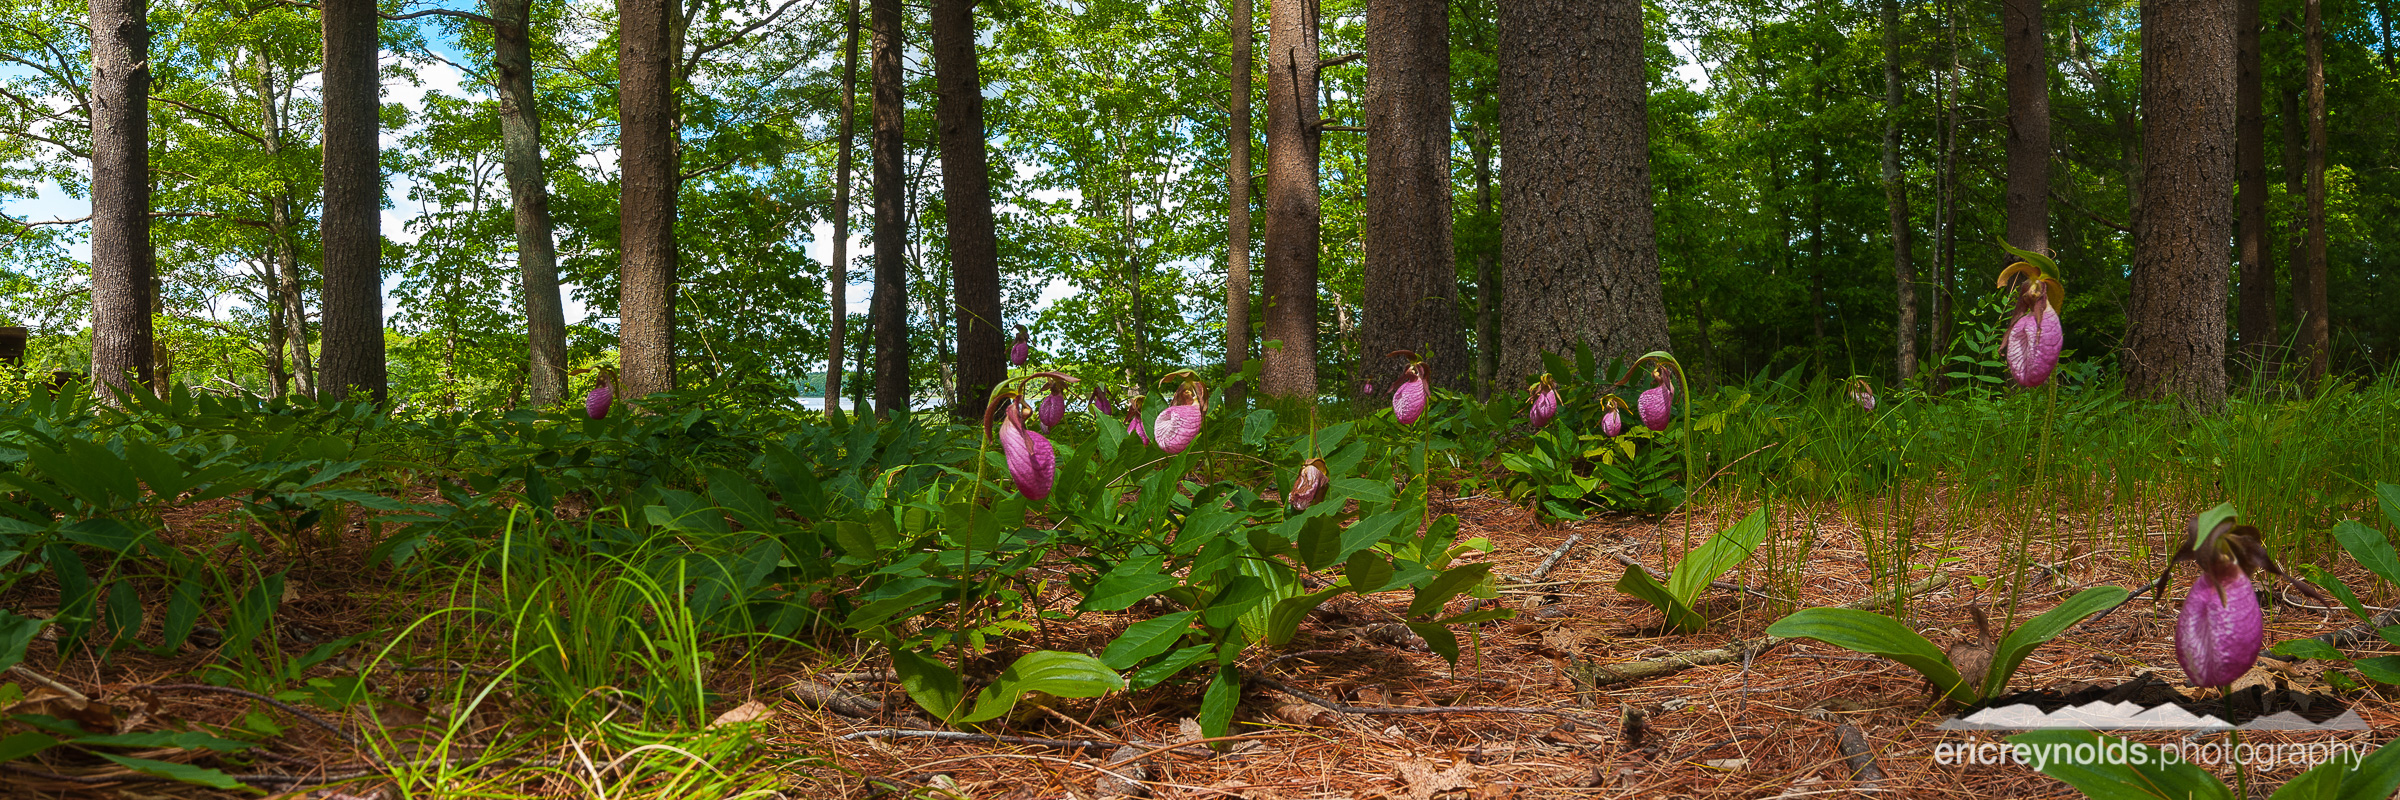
[[1764, 585, 2129, 705], [1615, 507, 1770, 632], [2007, 729, 2400, 800], [2271, 483, 2400, 686]]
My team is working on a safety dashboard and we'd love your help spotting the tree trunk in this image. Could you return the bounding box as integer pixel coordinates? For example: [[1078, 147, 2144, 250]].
[[617, 0, 676, 404], [1494, 0, 1670, 386], [2001, 0, 2049, 259], [1881, 0, 1916, 383], [1362, 0, 1465, 390], [1260, 0, 1320, 398], [1471, 123, 1495, 399], [2297, 0, 2329, 384], [825, 0, 859, 417], [931, 0, 1002, 418], [2234, 0, 2275, 372], [494, 0, 568, 408], [2125, 0, 2234, 409], [89, 0, 152, 399], [869, 0, 910, 416], [1226, 0, 1253, 402], [318, 0, 384, 403]]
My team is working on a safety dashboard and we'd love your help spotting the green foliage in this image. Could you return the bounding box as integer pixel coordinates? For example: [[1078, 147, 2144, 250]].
[[1614, 507, 1770, 632], [1764, 585, 2128, 705], [2008, 729, 2400, 800], [2272, 484, 2400, 685]]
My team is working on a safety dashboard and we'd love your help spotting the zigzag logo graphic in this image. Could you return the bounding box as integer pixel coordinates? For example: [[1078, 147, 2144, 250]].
[[1936, 701, 2369, 731]]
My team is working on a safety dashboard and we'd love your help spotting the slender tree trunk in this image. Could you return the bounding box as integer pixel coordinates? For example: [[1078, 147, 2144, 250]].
[[318, 0, 384, 403], [1226, 0, 1253, 402], [931, 0, 1002, 418], [1930, 0, 1960, 393], [90, 0, 152, 399], [1471, 123, 1496, 399], [2125, 0, 2235, 409], [869, 0, 910, 416], [494, 0, 568, 407], [1494, 0, 1670, 386], [2234, 0, 2276, 371], [2297, 0, 2329, 384], [825, 0, 859, 417], [2001, 0, 2049, 258], [617, 0, 676, 403], [1260, 0, 1320, 398], [257, 57, 307, 400], [1881, 0, 1916, 383], [1362, 0, 1465, 390]]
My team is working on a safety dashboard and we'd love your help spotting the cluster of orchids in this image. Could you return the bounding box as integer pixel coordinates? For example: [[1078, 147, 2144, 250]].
[[2154, 504, 2325, 690], [1996, 245, 2066, 388], [987, 370, 1211, 502], [1517, 354, 1680, 436]]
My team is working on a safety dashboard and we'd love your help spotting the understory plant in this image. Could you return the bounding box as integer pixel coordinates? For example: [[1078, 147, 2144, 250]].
[[2271, 483, 2400, 686], [2008, 729, 2400, 800], [1614, 506, 1769, 632], [1764, 584, 2128, 705]]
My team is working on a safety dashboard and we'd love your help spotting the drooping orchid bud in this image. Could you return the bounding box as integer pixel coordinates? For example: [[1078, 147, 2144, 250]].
[[1848, 377, 1877, 412], [1527, 374, 1560, 430], [2156, 503, 2320, 689], [1289, 458, 1330, 511], [1639, 363, 1674, 431], [586, 367, 617, 419], [1121, 392, 1150, 445], [1598, 394, 1629, 437], [1010, 325, 1031, 368], [1995, 250, 2066, 388], [1388, 351, 1429, 425], [1152, 374, 1207, 455], [1037, 378, 1067, 430], [995, 399, 1056, 501], [1092, 386, 1117, 417]]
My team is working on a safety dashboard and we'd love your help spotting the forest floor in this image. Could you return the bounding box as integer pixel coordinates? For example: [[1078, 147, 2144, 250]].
[[4, 491, 2395, 799]]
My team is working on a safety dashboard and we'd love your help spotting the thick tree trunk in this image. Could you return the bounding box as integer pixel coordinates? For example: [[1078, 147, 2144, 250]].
[[869, 0, 910, 415], [1260, 0, 1320, 398], [2297, 0, 2329, 384], [825, 0, 859, 417], [89, 0, 151, 399], [1471, 123, 1496, 399], [2000, 0, 2049, 259], [1226, 0, 1253, 401], [494, 0, 568, 407], [318, 0, 384, 403], [2125, 0, 2234, 409], [1881, 0, 1916, 383], [1494, 0, 1670, 386], [1362, 0, 1465, 390], [2234, 0, 2276, 372], [931, 0, 1002, 418], [617, 0, 676, 403]]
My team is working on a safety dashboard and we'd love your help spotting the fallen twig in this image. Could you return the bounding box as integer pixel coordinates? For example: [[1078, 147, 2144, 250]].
[[838, 729, 1122, 755], [1571, 573, 1950, 690], [1833, 723, 1886, 784], [1464, 533, 1583, 615], [8, 665, 88, 704], [142, 683, 365, 752], [2265, 608, 2400, 662], [1248, 672, 1607, 727]]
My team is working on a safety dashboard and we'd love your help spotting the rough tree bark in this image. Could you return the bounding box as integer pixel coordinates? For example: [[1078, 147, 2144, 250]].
[[257, 55, 313, 400], [2297, 0, 2329, 384], [869, 0, 910, 415], [825, 0, 860, 417], [495, 0, 568, 407], [1260, 0, 1319, 398], [1881, 0, 1916, 383], [1362, 0, 1465, 391], [2125, 0, 2235, 409], [1471, 123, 1496, 399], [2001, 0, 2049, 259], [616, 0, 677, 404], [1226, 0, 1253, 400], [318, 0, 385, 403], [89, 0, 152, 398], [931, 0, 1002, 418], [2234, 0, 2276, 371], [1495, 0, 1671, 386]]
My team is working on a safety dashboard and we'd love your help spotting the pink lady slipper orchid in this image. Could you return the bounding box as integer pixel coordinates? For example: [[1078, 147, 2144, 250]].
[[1092, 386, 1117, 417], [1037, 377, 1067, 430], [994, 398, 1056, 501], [1598, 394, 1630, 437], [2154, 503, 2321, 689], [1848, 377, 1877, 412], [1151, 373, 1207, 455], [586, 367, 617, 419], [1289, 458, 1330, 511], [1389, 350, 1430, 425], [1996, 252, 2066, 388], [1121, 392, 1151, 445], [1527, 374, 1561, 430], [1010, 325, 1031, 368], [1638, 363, 1675, 431]]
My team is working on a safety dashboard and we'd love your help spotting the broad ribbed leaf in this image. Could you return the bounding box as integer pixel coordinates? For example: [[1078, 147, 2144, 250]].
[[1615, 567, 1705, 633], [2003, 731, 2230, 800], [1985, 586, 2129, 698], [1766, 608, 1970, 704], [1666, 508, 1769, 606], [962, 651, 1124, 723]]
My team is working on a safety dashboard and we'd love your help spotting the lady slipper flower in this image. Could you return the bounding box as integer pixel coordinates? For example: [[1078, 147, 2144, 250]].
[[1996, 256, 2066, 388], [1389, 351, 1429, 425], [1010, 325, 1031, 368], [1092, 386, 1117, 417], [586, 368, 617, 419], [1151, 374, 1207, 454], [1121, 393, 1151, 445], [2154, 503, 2321, 689], [1289, 458, 1330, 510], [1598, 394, 1630, 437], [994, 399, 1056, 501], [1527, 374, 1560, 430], [1037, 378, 1067, 430], [1639, 363, 1675, 431], [1848, 377, 1877, 411]]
